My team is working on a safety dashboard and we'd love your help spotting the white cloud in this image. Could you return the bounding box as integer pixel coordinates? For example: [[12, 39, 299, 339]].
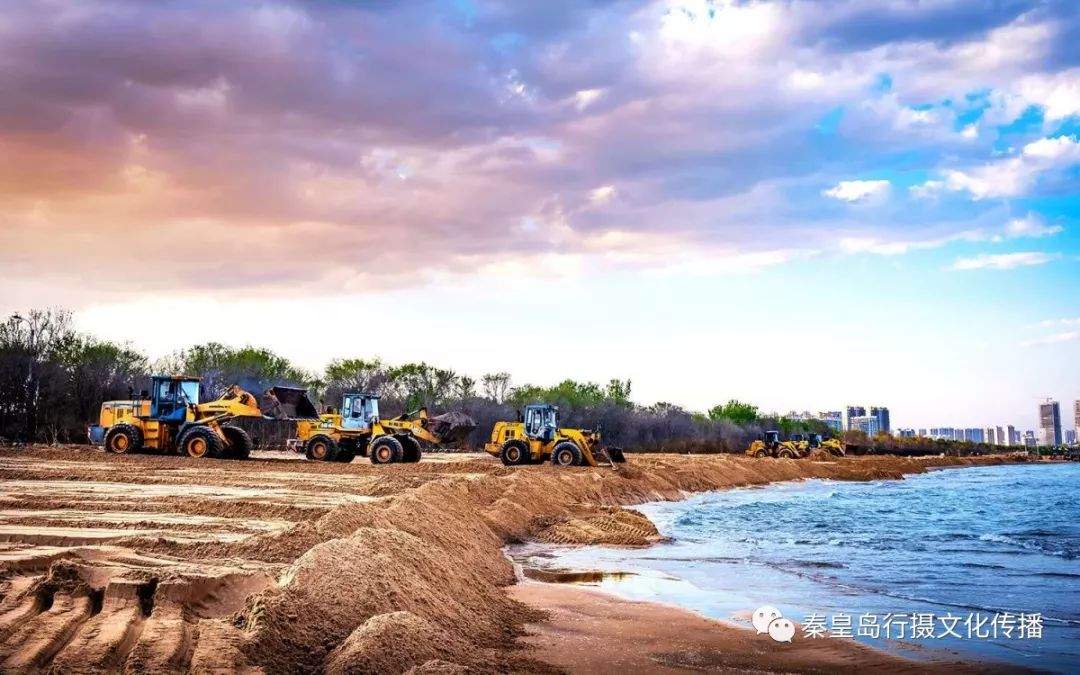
[[1003, 214, 1063, 239], [1018, 69, 1080, 122], [1020, 331, 1080, 348], [909, 180, 945, 199], [822, 179, 890, 203], [949, 251, 1056, 271], [787, 69, 825, 91], [1022, 135, 1080, 161], [917, 135, 1080, 199], [588, 184, 617, 205], [1033, 317, 1080, 329], [961, 123, 978, 140], [573, 88, 604, 111]]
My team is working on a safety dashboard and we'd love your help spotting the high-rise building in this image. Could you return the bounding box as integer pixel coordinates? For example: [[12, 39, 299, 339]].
[[897, 428, 916, 438], [984, 427, 996, 445], [844, 406, 866, 431], [1007, 425, 1019, 446], [849, 415, 880, 436], [1039, 399, 1062, 446], [870, 406, 891, 435], [995, 426, 1005, 445], [818, 411, 843, 432], [918, 428, 927, 437], [1024, 430, 1037, 447], [1065, 429, 1077, 445], [1075, 400, 1080, 432]]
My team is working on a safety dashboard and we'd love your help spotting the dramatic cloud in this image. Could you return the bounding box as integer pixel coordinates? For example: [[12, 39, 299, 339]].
[[950, 252, 1057, 271], [1, 0, 1077, 304]]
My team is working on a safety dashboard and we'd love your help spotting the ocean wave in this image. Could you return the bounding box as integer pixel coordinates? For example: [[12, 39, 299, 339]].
[[978, 533, 1071, 558], [877, 590, 1080, 627]]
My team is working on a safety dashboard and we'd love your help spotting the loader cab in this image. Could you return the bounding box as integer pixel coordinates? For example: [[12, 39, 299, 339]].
[[341, 393, 380, 430], [150, 376, 200, 423], [790, 433, 806, 443], [763, 430, 780, 449], [523, 404, 558, 443], [809, 433, 823, 448]]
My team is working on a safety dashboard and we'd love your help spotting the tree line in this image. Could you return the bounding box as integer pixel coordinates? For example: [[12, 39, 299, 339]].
[[0, 308, 856, 452]]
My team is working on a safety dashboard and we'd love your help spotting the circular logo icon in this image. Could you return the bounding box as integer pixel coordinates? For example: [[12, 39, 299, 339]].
[[752, 605, 782, 634], [768, 616, 796, 643]]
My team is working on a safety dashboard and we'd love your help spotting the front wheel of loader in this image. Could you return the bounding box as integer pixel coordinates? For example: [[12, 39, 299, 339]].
[[500, 440, 529, 466], [551, 442, 583, 467], [399, 436, 422, 463], [369, 436, 403, 465], [221, 425, 253, 460], [105, 424, 143, 454], [777, 447, 797, 459], [179, 426, 223, 459], [305, 435, 339, 462]]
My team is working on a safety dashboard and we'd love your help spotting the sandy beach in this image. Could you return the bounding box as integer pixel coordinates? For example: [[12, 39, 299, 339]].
[[0, 446, 1030, 673], [510, 580, 1010, 674]]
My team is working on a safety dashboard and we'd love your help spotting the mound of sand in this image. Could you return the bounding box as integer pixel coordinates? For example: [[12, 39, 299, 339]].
[[324, 611, 470, 674], [533, 507, 662, 546]]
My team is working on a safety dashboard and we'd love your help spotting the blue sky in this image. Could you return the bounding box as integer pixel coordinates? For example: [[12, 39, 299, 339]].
[[0, 0, 1077, 429]]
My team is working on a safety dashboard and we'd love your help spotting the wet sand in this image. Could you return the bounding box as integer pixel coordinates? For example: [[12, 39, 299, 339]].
[[0, 445, 1030, 673], [511, 580, 1010, 674]]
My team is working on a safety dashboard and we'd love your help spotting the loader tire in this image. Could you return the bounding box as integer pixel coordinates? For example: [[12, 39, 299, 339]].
[[305, 435, 339, 462], [370, 436, 403, 465], [399, 436, 422, 463], [551, 442, 583, 467], [105, 424, 142, 454], [178, 426, 223, 459], [499, 440, 529, 466], [221, 425, 253, 460], [335, 449, 356, 463], [777, 447, 796, 459]]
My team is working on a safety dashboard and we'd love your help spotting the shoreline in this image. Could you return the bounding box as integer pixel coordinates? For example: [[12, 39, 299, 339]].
[[509, 579, 1014, 674], [505, 455, 1046, 674]]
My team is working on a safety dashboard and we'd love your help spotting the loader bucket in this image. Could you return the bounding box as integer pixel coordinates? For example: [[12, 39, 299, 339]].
[[606, 446, 627, 463], [263, 386, 319, 419], [427, 411, 477, 446]]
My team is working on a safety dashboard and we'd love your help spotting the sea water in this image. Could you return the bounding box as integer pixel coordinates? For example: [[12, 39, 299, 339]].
[[510, 463, 1080, 672]]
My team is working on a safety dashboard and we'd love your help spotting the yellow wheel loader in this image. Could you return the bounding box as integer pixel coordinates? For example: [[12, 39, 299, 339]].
[[89, 376, 259, 459], [484, 403, 626, 468], [293, 392, 476, 464], [809, 433, 846, 457], [746, 430, 805, 459]]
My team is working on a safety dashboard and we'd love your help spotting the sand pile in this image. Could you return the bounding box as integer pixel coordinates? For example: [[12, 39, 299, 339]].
[[235, 452, 1035, 673], [533, 507, 662, 546], [324, 611, 472, 674], [240, 480, 549, 674]]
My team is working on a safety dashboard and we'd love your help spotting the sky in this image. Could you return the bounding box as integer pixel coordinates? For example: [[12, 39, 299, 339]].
[[1, 0, 1078, 430]]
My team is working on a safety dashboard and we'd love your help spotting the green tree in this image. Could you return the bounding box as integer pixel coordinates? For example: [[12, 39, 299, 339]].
[[158, 343, 310, 398], [707, 399, 758, 425]]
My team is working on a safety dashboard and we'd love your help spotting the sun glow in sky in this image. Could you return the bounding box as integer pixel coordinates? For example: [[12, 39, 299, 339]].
[[1, 0, 1077, 429]]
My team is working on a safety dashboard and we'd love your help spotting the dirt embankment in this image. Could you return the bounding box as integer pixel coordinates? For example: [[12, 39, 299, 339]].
[[0, 446, 1029, 673]]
